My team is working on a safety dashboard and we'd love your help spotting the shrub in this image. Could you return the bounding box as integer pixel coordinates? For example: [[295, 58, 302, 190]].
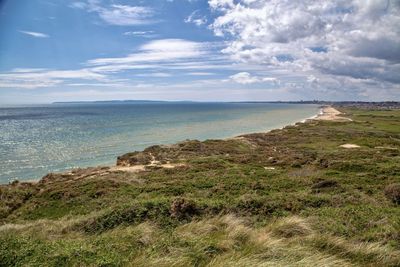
[[170, 197, 199, 219], [76, 200, 171, 233], [384, 183, 400, 204], [311, 180, 338, 192]]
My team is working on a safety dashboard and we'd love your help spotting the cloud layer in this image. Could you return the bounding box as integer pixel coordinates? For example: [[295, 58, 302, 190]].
[[1, 0, 399, 102], [0, 39, 223, 89], [209, 0, 400, 95]]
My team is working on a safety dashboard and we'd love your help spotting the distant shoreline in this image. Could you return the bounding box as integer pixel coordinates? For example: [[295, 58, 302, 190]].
[[6, 105, 325, 185], [51, 100, 400, 106], [311, 105, 352, 122], [2, 101, 399, 109], [1, 104, 357, 185], [12, 106, 351, 185]]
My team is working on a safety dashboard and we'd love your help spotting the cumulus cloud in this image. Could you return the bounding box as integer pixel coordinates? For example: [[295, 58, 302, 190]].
[[230, 72, 259, 84], [230, 72, 278, 84], [209, 0, 400, 95], [5, 1, 399, 100]]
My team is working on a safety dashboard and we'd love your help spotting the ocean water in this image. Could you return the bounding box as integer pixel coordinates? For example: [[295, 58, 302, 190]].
[[0, 102, 319, 183]]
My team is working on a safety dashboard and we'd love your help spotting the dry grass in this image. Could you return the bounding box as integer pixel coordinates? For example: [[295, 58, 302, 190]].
[[1, 212, 399, 266], [384, 183, 400, 204]]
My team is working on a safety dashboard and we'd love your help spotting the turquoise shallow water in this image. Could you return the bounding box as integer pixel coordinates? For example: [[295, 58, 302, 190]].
[[0, 102, 319, 183]]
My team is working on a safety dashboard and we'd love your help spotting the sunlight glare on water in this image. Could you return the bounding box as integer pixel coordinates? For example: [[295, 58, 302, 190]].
[[0, 102, 319, 183]]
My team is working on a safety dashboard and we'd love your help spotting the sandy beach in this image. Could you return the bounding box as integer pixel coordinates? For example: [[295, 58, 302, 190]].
[[313, 106, 352, 121]]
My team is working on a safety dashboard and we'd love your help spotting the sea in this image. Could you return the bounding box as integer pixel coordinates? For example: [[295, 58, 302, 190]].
[[0, 102, 319, 183]]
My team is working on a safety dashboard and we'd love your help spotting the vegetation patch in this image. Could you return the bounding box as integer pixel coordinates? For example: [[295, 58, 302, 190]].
[[1, 107, 400, 266], [384, 183, 400, 204]]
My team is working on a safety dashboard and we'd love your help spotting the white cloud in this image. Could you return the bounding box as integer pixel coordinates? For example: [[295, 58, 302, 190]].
[[85, 40, 240, 76], [230, 72, 259, 84], [11, 68, 49, 73], [123, 31, 155, 38], [209, 0, 400, 97], [187, 72, 215, 76], [124, 31, 153, 35], [209, 0, 235, 10], [69, 2, 86, 9], [230, 72, 278, 84], [19, 30, 49, 38], [262, 77, 279, 83], [0, 39, 226, 90], [98, 5, 154, 26], [136, 72, 172, 77], [185, 10, 207, 26], [88, 39, 209, 68], [0, 68, 106, 89], [70, 1, 155, 26]]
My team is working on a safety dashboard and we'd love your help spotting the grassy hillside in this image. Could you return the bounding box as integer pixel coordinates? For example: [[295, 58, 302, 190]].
[[1, 107, 399, 266]]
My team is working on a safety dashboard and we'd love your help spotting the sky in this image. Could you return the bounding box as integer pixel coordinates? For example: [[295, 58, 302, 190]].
[[0, 0, 399, 104]]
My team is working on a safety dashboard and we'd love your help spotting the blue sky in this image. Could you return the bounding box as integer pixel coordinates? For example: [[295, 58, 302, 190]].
[[0, 0, 399, 104]]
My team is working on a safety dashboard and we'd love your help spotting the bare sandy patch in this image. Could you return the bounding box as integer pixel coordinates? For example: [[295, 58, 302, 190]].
[[111, 162, 185, 173], [313, 106, 352, 122], [109, 165, 146, 173], [340, 144, 361, 149]]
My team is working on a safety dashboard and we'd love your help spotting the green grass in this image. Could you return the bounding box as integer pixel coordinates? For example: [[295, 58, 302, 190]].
[[0, 107, 399, 266]]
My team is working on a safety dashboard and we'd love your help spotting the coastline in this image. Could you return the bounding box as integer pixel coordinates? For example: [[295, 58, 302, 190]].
[[311, 105, 352, 121], [2, 107, 399, 265], [0, 103, 320, 184], [4, 105, 344, 185], [11, 105, 345, 185]]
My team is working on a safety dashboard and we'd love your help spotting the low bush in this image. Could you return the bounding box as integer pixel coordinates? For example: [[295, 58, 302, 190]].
[[384, 183, 400, 204]]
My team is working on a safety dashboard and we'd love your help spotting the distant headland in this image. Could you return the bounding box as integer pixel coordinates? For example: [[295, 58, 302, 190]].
[[52, 100, 400, 109]]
